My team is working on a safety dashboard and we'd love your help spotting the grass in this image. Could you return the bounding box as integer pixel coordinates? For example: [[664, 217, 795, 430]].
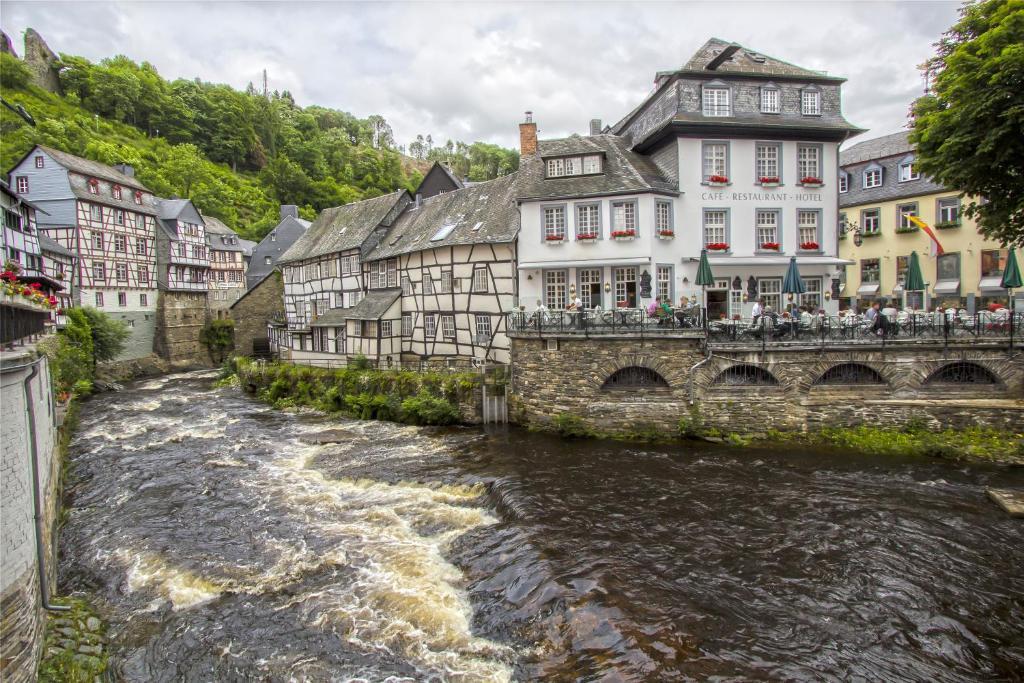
[[780, 425, 1024, 464]]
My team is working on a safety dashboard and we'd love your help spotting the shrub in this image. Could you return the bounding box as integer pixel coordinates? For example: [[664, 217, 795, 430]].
[[552, 413, 593, 439], [350, 354, 372, 370], [400, 392, 460, 425], [200, 320, 234, 363], [38, 334, 91, 394]]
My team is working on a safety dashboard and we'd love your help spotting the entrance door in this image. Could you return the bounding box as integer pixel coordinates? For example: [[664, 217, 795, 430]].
[[707, 290, 729, 319]]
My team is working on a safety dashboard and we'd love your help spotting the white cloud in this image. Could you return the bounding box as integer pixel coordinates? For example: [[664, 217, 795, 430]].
[[2, 0, 961, 149]]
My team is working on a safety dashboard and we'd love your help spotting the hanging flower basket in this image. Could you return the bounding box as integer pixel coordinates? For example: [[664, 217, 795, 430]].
[[800, 176, 823, 188], [576, 233, 598, 241], [759, 176, 781, 187], [611, 229, 637, 241], [706, 242, 729, 251], [760, 242, 781, 251], [657, 230, 675, 239], [706, 175, 729, 186], [799, 241, 820, 250]]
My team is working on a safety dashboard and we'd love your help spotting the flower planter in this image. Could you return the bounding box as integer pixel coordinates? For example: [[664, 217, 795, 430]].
[[545, 238, 565, 245], [895, 227, 919, 234], [799, 242, 820, 251], [611, 231, 637, 241], [759, 243, 781, 251], [576, 234, 598, 242], [758, 177, 781, 188], [799, 177, 823, 188], [657, 231, 675, 240], [935, 221, 961, 230], [705, 243, 730, 252]]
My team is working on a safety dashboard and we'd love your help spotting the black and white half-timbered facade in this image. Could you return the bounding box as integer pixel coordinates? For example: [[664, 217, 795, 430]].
[[155, 198, 210, 293], [9, 145, 160, 359]]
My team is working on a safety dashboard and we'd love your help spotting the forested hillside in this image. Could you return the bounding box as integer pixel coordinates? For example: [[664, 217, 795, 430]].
[[0, 49, 518, 240]]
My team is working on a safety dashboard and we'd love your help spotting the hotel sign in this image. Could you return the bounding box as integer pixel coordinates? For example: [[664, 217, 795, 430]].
[[700, 191, 823, 202]]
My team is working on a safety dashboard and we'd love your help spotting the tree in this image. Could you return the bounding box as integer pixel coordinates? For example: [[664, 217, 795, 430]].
[[78, 306, 130, 363], [910, 0, 1024, 246]]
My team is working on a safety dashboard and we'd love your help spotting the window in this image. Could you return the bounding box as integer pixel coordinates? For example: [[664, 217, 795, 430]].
[[760, 86, 780, 114], [981, 249, 1008, 277], [424, 314, 437, 339], [92, 232, 103, 250], [475, 314, 492, 341], [116, 263, 128, 281], [134, 191, 142, 205], [543, 206, 566, 240], [138, 265, 148, 284], [546, 158, 565, 178], [755, 143, 780, 181], [757, 278, 782, 311], [90, 205, 102, 222], [177, 243, 186, 258], [386, 259, 397, 288], [34, 157, 44, 169], [576, 203, 600, 239], [838, 172, 849, 193], [360, 320, 378, 337], [423, 275, 434, 294], [271, 232, 277, 241], [473, 267, 488, 293], [861, 258, 880, 283], [602, 367, 670, 391], [92, 261, 105, 281], [897, 203, 918, 230], [756, 210, 779, 248], [863, 167, 882, 188], [88, 179, 99, 195], [613, 267, 637, 307], [135, 237, 147, 255], [800, 277, 822, 309], [656, 265, 672, 301], [545, 270, 567, 309], [702, 142, 728, 181], [797, 210, 819, 248], [546, 155, 602, 178], [16, 176, 28, 193], [112, 185, 122, 200], [118, 292, 127, 306], [801, 90, 821, 115], [140, 293, 148, 306], [702, 86, 730, 116], [579, 268, 601, 308], [192, 245, 204, 259], [896, 256, 909, 286], [936, 252, 960, 281], [797, 144, 821, 180], [611, 201, 636, 234], [341, 254, 353, 275], [401, 276, 412, 296], [582, 155, 601, 174], [441, 271, 453, 293], [703, 209, 727, 247], [402, 313, 413, 336], [898, 161, 919, 182], [264, 256, 272, 265], [114, 234, 127, 252], [861, 208, 880, 234], [381, 320, 393, 337], [655, 201, 672, 234], [441, 314, 456, 339], [95, 292, 104, 307], [136, 214, 145, 230], [937, 198, 960, 225]]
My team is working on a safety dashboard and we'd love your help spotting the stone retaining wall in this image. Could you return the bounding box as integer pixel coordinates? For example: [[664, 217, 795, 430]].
[[154, 292, 212, 367]]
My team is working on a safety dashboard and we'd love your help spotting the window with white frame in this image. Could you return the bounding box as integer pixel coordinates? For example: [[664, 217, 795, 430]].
[[140, 293, 147, 306], [801, 90, 821, 115], [401, 313, 412, 336], [611, 201, 636, 234], [381, 320, 393, 337], [545, 270, 567, 309], [341, 254, 353, 275], [92, 261, 105, 281], [135, 237, 146, 255], [579, 269, 601, 308], [582, 155, 601, 174], [862, 208, 880, 234], [475, 314, 492, 340], [897, 203, 918, 230], [386, 259, 397, 287], [34, 157, 44, 169], [90, 205, 102, 222], [576, 203, 600, 238], [546, 158, 565, 177], [613, 267, 636, 306], [800, 277, 822, 309], [760, 87, 780, 113], [545, 155, 601, 178], [755, 143, 780, 180], [473, 267, 488, 292], [440, 271, 453, 293], [757, 278, 782, 311], [797, 145, 820, 180], [95, 292, 104, 307], [838, 173, 848, 193], [656, 265, 672, 301], [798, 210, 819, 247], [115, 263, 128, 281], [863, 168, 882, 188], [703, 210, 727, 246], [423, 275, 433, 294], [118, 291, 127, 307], [937, 197, 960, 224], [401, 276, 412, 296], [424, 313, 437, 338], [655, 201, 672, 234], [91, 231, 104, 250], [543, 206, 566, 240], [702, 86, 730, 116], [440, 314, 456, 339], [756, 210, 779, 247], [114, 209, 125, 225], [16, 176, 29, 193], [898, 161, 919, 182], [702, 143, 728, 180]]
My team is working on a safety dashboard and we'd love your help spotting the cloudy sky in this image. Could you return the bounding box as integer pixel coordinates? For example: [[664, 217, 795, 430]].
[[3, 1, 959, 150]]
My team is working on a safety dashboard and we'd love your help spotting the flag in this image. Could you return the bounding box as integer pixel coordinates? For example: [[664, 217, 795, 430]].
[[907, 214, 945, 256]]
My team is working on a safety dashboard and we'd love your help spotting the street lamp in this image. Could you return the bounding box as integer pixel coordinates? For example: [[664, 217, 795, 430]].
[[839, 217, 863, 248]]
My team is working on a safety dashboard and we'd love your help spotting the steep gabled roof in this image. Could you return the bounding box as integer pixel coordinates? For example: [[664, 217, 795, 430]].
[[515, 134, 677, 202], [35, 145, 151, 192], [367, 173, 520, 260], [678, 38, 843, 81], [312, 289, 401, 325], [279, 190, 408, 264], [37, 234, 73, 258], [839, 131, 914, 167], [415, 161, 465, 196]]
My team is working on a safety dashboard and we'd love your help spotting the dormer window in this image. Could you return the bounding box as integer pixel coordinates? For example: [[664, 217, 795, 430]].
[[863, 163, 883, 189], [702, 83, 730, 117], [801, 88, 821, 116], [898, 156, 920, 182], [271, 232, 277, 241], [760, 84, 780, 114], [134, 191, 143, 205], [838, 171, 849, 193], [545, 154, 602, 178], [112, 185, 122, 200], [88, 178, 99, 195]]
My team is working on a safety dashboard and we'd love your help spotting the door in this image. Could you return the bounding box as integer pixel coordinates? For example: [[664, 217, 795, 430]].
[[707, 290, 729, 319]]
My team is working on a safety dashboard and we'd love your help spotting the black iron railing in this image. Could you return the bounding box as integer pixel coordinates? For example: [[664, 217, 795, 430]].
[[506, 308, 706, 336]]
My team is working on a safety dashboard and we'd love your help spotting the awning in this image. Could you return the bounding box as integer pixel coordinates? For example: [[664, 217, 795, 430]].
[[703, 256, 854, 266], [518, 256, 650, 270], [857, 283, 880, 295], [978, 276, 1006, 292], [933, 279, 960, 295]]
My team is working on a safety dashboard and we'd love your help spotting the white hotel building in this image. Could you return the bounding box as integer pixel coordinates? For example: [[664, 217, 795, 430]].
[[518, 38, 864, 317]]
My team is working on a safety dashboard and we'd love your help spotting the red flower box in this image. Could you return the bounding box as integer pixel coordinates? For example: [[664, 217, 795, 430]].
[[576, 233, 598, 240], [707, 175, 729, 184], [545, 234, 564, 241], [799, 241, 820, 250], [800, 176, 823, 185], [760, 242, 781, 250], [658, 230, 675, 237], [759, 176, 780, 184], [611, 229, 637, 238], [706, 242, 729, 251]]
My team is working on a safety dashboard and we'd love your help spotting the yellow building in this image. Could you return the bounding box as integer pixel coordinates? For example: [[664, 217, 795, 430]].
[[838, 132, 1012, 311]]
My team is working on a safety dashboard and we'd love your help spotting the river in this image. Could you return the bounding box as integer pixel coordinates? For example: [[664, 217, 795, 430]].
[[59, 370, 1024, 681]]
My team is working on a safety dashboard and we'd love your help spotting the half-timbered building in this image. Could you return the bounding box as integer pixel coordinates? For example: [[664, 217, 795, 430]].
[[203, 215, 250, 316], [8, 146, 159, 359], [155, 198, 209, 292], [2, 179, 67, 325], [38, 234, 75, 326]]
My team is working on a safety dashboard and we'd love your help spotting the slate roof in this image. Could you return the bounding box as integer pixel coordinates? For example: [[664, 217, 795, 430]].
[[515, 134, 677, 201], [838, 131, 947, 208], [279, 190, 407, 264], [677, 38, 843, 81], [839, 131, 914, 166], [246, 215, 311, 287], [65, 172, 159, 215], [37, 234, 73, 258], [368, 173, 521, 260], [203, 215, 249, 253], [36, 145, 150, 192], [309, 307, 349, 327], [312, 289, 402, 326]]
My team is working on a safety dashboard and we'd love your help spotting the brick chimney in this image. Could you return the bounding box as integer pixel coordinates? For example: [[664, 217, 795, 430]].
[[280, 205, 298, 220], [519, 111, 537, 157]]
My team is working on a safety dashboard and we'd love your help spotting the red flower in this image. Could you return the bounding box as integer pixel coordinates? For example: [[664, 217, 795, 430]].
[[800, 176, 822, 185], [0, 271, 15, 281], [576, 233, 598, 240], [48, 295, 58, 306], [611, 229, 636, 238], [759, 176, 780, 184], [799, 241, 820, 250], [708, 175, 729, 184], [545, 234, 564, 241], [706, 242, 729, 251], [28, 282, 41, 290], [760, 242, 780, 250], [658, 230, 675, 237]]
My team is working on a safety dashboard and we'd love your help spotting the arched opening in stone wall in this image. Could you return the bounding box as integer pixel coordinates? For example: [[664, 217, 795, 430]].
[[601, 366, 670, 391], [923, 362, 1000, 386], [813, 363, 886, 386], [711, 364, 779, 386]]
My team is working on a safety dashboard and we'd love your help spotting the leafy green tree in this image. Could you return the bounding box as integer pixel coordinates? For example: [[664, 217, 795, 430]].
[[78, 307, 130, 363], [911, 0, 1024, 246], [0, 53, 33, 89]]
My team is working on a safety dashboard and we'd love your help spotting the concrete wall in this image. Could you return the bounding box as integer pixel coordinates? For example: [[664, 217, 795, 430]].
[[153, 291, 211, 366], [509, 334, 1024, 435], [0, 350, 61, 683]]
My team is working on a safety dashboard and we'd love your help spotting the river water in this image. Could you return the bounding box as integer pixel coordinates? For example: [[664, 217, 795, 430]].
[[60, 370, 1024, 681]]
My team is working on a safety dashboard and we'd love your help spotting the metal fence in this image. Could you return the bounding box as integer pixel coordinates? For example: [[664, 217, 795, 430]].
[[506, 308, 706, 336], [283, 356, 483, 372]]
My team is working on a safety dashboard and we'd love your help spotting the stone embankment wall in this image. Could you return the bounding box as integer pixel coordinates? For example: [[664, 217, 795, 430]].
[[154, 292, 212, 367], [0, 350, 62, 683], [509, 335, 1024, 435]]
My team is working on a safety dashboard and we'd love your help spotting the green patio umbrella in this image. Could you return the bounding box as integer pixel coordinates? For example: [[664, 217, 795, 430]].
[[1003, 249, 1021, 349], [782, 256, 806, 296], [905, 250, 926, 307], [696, 249, 714, 325]]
